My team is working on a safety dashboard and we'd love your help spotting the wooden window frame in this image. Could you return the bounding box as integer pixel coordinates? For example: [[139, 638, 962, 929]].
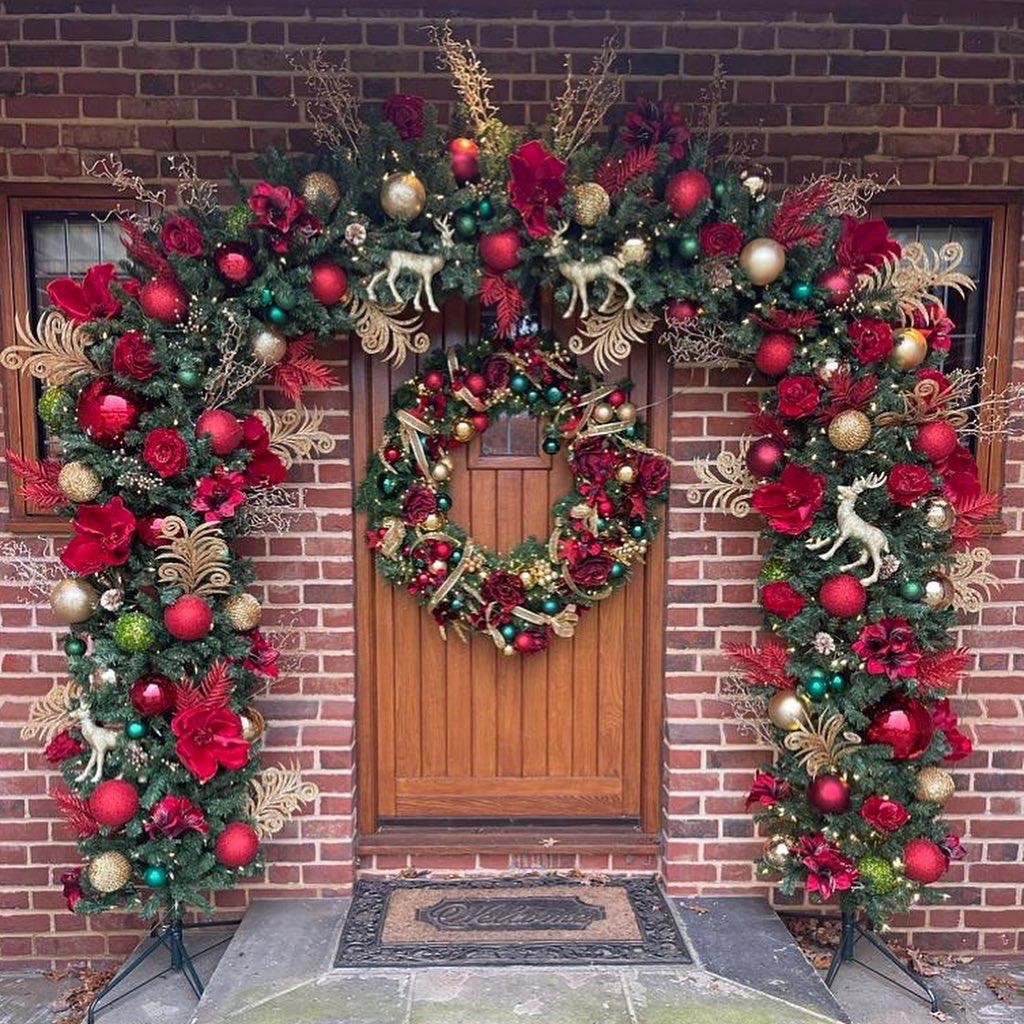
[[871, 190, 1021, 535]]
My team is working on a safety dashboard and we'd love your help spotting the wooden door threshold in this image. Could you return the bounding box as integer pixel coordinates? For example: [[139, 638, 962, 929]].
[[357, 823, 661, 857]]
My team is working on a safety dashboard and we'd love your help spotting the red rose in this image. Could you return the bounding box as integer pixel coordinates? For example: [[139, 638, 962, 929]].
[[848, 318, 894, 364], [797, 833, 859, 900], [508, 140, 567, 239], [777, 376, 820, 419], [171, 705, 250, 783], [482, 354, 510, 391], [634, 453, 670, 497], [761, 580, 805, 619], [570, 553, 614, 589], [752, 463, 827, 536], [44, 730, 85, 765], [61, 496, 137, 574], [191, 466, 246, 522], [699, 221, 743, 257], [403, 484, 438, 525], [248, 182, 321, 253], [480, 570, 526, 611], [61, 868, 84, 912], [142, 428, 188, 479], [860, 794, 910, 832], [745, 769, 792, 810], [160, 215, 204, 257], [112, 330, 157, 381], [887, 463, 935, 506], [383, 93, 425, 140], [852, 617, 921, 680], [46, 263, 123, 323], [570, 437, 618, 484], [144, 794, 209, 838], [834, 216, 901, 274]]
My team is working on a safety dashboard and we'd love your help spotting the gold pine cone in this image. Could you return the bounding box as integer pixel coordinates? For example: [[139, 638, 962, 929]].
[[827, 409, 872, 452], [87, 850, 132, 893], [58, 461, 102, 503], [915, 766, 955, 806], [572, 182, 611, 227], [224, 593, 263, 632]]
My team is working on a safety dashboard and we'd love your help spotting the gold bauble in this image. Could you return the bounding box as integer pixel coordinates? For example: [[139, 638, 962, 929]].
[[889, 327, 928, 370], [618, 236, 650, 265], [380, 171, 426, 221], [250, 325, 287, 365], [572, 182, 611, 227], [767, 689, 808, 731], [827, 409, 872, 452], [87, 851, 132, 893], [739, 237, 786, 285], [430, 462, 450, 482], [422, 512, 443, 532], [915, 766, 955, 806], [240, 706, 266, 742], [762, 835, 791, 869], [616, 402, 637, 423], [453, 419, 475, 443], [923, 577, 954, 609], [299, 171, 341, 212], [50, 578, 99, 625], [592, 403, 614, 424], [616, 464, 637, 484], [925, 498, 956, 532], [224, 593, 263, 632], [58, 461, 102, 503]]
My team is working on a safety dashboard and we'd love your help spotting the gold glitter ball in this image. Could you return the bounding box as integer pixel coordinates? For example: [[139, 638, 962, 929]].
[[380, 171, 426, 221], [915, 766, 955, 806], [572, 182, 611, 227], [58, 461, 102, 503], [50, 578, 99, 625], [87, 851, 132, 893], [299, 171, 341, 212], [422, 512, 444, 532], [827, 409, 872, 452], [453, 419, 475, 442], [224, 593, 262, 632]]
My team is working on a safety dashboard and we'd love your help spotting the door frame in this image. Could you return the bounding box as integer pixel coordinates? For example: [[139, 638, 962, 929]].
[[351, 304, 668, 849]]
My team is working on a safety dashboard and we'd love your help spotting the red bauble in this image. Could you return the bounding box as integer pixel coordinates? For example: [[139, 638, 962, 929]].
[[903, 837, 948, 884], [89, 779, 139, 828], [913, 420, 958, 463], [819, 573, 868, 618], [77, 378, 143, 447], [807, 773, 851, 814], [215, 821, 260, 868], [309, 260, 348, 305], [816, 266, 855, 306], [195, 409, 243, 455], [139, 277, 187, 324], [608, 389, 626, 407], [754, 332, 796, 376], [465, 372, 487, 397], [449, 137, 480, 182], [479, 229, 521, 272], [214, 242, 256, 287], [666, 299, 699, 323], [470, 412, 489, 433], [665, 170, 711, 218], [746, 436, 786, 478], [164, 594, 213, 641], [130, 674, 175, 716], [865, 694, 935, 760]]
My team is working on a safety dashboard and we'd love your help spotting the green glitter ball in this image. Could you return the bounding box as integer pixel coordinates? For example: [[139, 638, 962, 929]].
[[126, 720, 147, 740], [39, 386, 72, 427], [858, 855, 899, 894], [143, 864, 169, 888], [455, 212, 478, 239], [65, 637, 87, 658], [226, 203, 254, 237], [112, 612, 156, 652], [678, 233, 700, 260], [760, 559, 788, 582]]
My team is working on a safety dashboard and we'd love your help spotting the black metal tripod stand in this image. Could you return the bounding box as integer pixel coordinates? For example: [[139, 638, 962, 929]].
[[86, 916, 240, 1023]]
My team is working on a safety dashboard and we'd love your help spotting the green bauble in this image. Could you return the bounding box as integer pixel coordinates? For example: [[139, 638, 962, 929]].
[[449, 596, 464, 612], [858, 855, 899, 894], [476, 197, 494, 220], [510, 374, 529, 394], [39, 386, 72, 427], [609, 562, 625, 580], [678, 233, 700, 259], [790, 281, 813, 302], [126, 720, 147, 740], [259, 286, 273, 306], [526, 390, 540, 404], [805, 677, 827, 699], [437, 493, 452, 512], [630, 523, 645, 539], [455, 212, 478, 239], [65, 636, 87, 657], [760, 559, 788, 582], [901, 580, 924, 602], [541, 597, 559, 615], [713, 181, 727, 199], [545, 385, 563, 404], [143, 864, 169, 888], [542, 437, 560, 454], [500, 623, 516, 642], [829, 673, 845, 693], [267, 305, 287, 325], [177, 367, 200, 389], [378, 473, 399, 496], [226, 203, 253, 237], [274, 284, 297, 311], [112, 611, 156, 652]]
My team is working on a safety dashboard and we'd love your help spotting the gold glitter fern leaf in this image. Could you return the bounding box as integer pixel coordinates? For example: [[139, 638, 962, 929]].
[[568, 296, 657, 373], [156, 516, 232, 597], [255, 407, 336, 469], [942, 546, 1001, 615], [1, 310, 99, 385], [246, 761, 319, 838], [783, 711, 861, 778], [348, 295, 431, 366], [20, 680, 81, 741], [686, 437, 757, 518]]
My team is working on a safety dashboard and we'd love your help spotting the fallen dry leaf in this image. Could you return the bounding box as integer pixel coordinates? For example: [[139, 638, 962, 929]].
[[984, 974, 1022, 1002], [683, 903, 711, 915]]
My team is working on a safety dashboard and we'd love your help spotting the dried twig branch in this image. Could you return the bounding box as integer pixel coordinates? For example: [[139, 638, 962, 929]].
[[0, 539, 61, 603], [550, 38, 623, 160], [166, 154, 218, 214], [202, 314, 265, 408], [82, 154, 167, 207], [428, 21, 497, 134], [287, 46, 361, 154]]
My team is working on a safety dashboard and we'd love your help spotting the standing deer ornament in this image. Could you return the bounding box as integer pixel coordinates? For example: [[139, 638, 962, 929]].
[[367, 214, 455, 313], [547, 220, 636, 318], [68, 702, 120, 784], [804, 472, 890, 586]]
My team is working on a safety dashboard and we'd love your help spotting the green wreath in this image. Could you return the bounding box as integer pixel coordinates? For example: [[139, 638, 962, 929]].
[[356, 325, 670, 655]]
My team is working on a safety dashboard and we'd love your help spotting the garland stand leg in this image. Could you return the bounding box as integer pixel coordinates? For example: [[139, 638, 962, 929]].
[[86, 915, 242, 1023]]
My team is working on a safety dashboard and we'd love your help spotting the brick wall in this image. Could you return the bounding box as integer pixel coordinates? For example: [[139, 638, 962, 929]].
[[0, 0, 1022, 966]]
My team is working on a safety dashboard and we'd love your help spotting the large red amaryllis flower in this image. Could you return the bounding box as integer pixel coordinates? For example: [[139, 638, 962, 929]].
[[61, 496, 137, 574], [248, 182, 321, 253], [191, 466, 247, 522], [144, 794, 209, 838], [834, 216, 901, 274], [852, 617, 921, 680], [745, 770, 792, 810], [240, 417, 287, 489], [46, 263, 124, 323], [622, 94, 690, 159], [797, 833, 859, 901], [507, 140, 567, 238], [752, 463, 827, 536], [171, 705, 250, 783]]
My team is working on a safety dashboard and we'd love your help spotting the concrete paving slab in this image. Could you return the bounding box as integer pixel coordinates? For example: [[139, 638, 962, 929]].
[[0, 970, 66, 1024]]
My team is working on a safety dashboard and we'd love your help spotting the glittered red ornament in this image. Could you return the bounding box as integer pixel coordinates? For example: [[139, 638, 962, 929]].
[[384, 447, 402, 463], [666, 299, 699, 323], [470, 412, 489, 433], [465, 372, 487, 397], [130, 674, 175, 716], [608, 389, 626, 407], [816, 266, 855, 306], [903, 837, 948, 884], [754, 332, 796, 376], [865, 693, 935, 760], [214, 821, 260, 868], [424, 370, 445, 390], [913, 420, 958, 463], [77, 378, 143, 447], [214, 242, 256, 287], [449, 137, 480, 182], [309, 260, 348, 305], [164, 594, 213, 641], [195, 409, 243, 455], [665, 170, 711, 218], [807, 773, 851, 814], [139, 277, 188, 324], [89, 779, 139, 828], [746, 436, 786, 478], [819, 573, 867, 618], [479, 229, 521, 272]]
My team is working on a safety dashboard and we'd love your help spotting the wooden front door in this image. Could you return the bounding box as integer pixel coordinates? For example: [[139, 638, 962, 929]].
[[353, 298, 666, 832]]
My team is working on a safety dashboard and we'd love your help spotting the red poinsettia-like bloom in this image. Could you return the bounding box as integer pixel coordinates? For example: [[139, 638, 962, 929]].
[[776, 376, 820, 419], [887, 463, 935, 506], [191, 466, 247, 522], [752, 463, 827, 536], [248, 182, 321, 253], [44, 730, 85, 765], [860, 794, 910, 832], [382, 93, 425, 139], [47, 263, 124, 323], [61, 496, 137, 575], [745, 769, 792, 811], [622, 94, 690, 159], [244, 629, 279, 677], [848, 317, 894, 364], [508, 140, 567, 238], [144, 794, 209, 838], [761, 580, 805, 620], [171, 704, 251, 783], [61, 867, 84, 911], [852, 617, 921, 680], [797, 833, 859, 901], [142, 427, 189, 479], [834, 216, 901, 274], [931, 698, 973, 761]]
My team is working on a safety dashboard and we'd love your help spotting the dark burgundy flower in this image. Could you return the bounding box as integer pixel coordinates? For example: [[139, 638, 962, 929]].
[[852, 617, 921, 680], [571, 437, 618, 485], [248, 182, 321, 253], [745, 769, 792, 810], [514, 629, 549, 654], [191, 466, 246, 522], [569, 553, 614, 589], [507, 140, 567, 239], [699, 221, 744, 257], [482, 354, 510, 390], [752, 463, 827, 536], [634, 453, 670, 497], [160, 215, 204, 257], [932, 698, 973, 761], [112, 330, 158, 381], [44, 730, 85, 765], [797, 833, 859, 901], [61, 867, 84, 911], [144, 794, 208, 838], [142, 427, 189, 479], [61, 496, 137, 574], [777, 376, 820, 419], [622, 94, 690, 159], [403, 485, 438, 525], [47, 263, 123, 323], [383, 93, 425, 139], [848, 318, 894, 364], [887, 463, 935, 506], [941, 833, 966, 861], [481, 570, 526, 611], [860, 794, 910, 832], [244, 629, 279, 677], [834, 216, 901, 274], [761, 580, 805, 620]]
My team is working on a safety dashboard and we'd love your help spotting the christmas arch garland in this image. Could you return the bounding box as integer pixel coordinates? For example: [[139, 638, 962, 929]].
[[357, 328, 669, 655]]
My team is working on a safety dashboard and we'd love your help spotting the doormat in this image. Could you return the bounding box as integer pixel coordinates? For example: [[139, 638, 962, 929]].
[[334, 875, 691, 967]]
